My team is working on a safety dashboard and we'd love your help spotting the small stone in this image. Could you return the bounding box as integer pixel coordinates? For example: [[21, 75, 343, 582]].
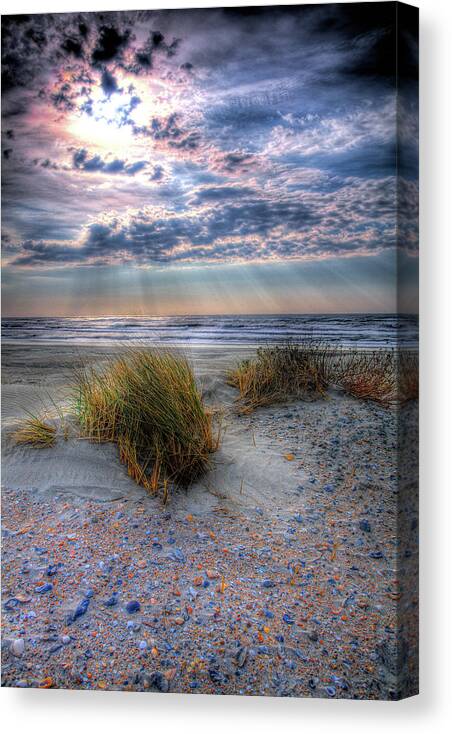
[[167, 549, 185, 563], [359, 520, 371, 533], [282, 613, 294, 625], [206, 569, 220, 579], [125, 600, 140, 614], [14, 594, 31, 603], [105, 593, 118, 607], [209, 668, 224, 684], [236, 647, 248, 668], [11, 639, 25, 657], [35, 582, 53, 594], [68, 598, 90, 624], [262, 579, 275, 588]]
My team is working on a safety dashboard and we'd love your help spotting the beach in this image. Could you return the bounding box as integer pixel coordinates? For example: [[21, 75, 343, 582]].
[[1, 342, 418, 698]]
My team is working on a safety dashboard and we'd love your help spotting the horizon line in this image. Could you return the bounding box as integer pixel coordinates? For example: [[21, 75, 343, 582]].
[[1, 311, 418, 319]]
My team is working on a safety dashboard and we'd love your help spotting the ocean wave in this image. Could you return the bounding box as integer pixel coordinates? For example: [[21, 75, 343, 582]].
[[1, 314, 419, 349]]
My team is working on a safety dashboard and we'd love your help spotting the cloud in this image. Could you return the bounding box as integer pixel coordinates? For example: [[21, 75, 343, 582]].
[[91, 25, 130, 64], [190, 186, 255, 205], [8, 174, 404, 269], [100, 69, 118, 95], [127, 30, 180, 74], [2, 4, 418, 299], [61, 35, 84, 59], [72, 148, 147, 176]]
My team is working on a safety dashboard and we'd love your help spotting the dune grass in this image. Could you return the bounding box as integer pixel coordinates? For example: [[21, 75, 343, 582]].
[[227, 343, 329, 413], [334, 350, 418, 406], [13, 414, 57, 448], [71, 347, 220, 495], [334, 351, 397, 406], [228, 343, 418, 412]]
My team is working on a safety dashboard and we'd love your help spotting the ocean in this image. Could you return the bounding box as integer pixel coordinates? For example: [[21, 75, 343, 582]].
[[1, 314, 418, 349]]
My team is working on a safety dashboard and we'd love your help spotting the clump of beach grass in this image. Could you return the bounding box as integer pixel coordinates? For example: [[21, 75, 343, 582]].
[[227, 342, 329, 413], [228, 343, 419, 412], [333, 350, 397, 406], [72, 347, 220, 495], [334, 350, 418, 407], [13, 414, 57, 448]]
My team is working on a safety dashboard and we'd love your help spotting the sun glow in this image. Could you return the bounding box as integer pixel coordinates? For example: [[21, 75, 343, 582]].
[[67, 82, 151, 151], [64, 65, 181, 156], [68, 114, 135, 150]]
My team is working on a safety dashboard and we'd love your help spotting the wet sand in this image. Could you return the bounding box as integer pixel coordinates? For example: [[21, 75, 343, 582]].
[[1, 344, 418, 698]]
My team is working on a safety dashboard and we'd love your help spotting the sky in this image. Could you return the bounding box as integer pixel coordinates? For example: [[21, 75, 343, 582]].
[[1, 3, 418, 317]]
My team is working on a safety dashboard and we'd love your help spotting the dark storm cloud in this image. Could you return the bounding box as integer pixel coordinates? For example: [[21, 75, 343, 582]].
[[72, 148, 147, 176], [125, 30, 180, 75], [91, 25, 130, 64], [100, 69, 118, 95], [128, 113, 201, 152], [61, 36, 84, 59], [212, 152, 260, 175], [1, 15, 48, 92]]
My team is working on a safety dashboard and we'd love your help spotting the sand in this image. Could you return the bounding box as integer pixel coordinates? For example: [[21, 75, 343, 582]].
[[1, 343, 418, 698]]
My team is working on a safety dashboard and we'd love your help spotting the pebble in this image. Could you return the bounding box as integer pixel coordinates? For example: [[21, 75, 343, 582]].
[[105, 593, 118, 607], [35, 582, 53, 594], [68, 598, 90, 624], [125, 600, 140, 614], [1, 391, 418, 700], [282, 614, 294, 625], [10, 639, 25, 657]]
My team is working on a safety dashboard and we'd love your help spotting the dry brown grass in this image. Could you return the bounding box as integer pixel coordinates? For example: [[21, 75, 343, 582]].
[[72, 347, 220, 496], [227, 343, 329, 413], [228, 344, 418, 411], [334, 351, 397, 406], [334, 350, 418, 406], [13, 415, 57, 448]]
